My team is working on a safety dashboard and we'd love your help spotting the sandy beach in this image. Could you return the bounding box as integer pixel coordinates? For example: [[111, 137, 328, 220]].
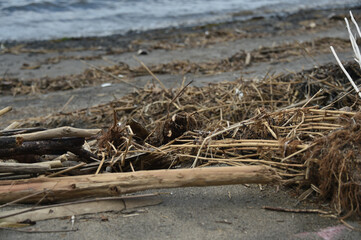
[[1, 6, 361, 239]]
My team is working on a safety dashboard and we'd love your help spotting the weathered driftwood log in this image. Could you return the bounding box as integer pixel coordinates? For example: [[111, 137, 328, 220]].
[[0, 160, 62, 175], [0, 126, 102, 165], [0, 162, 50, 174], [0, 127, 47, 137], [0, 136, 23, 149], [0, 166, 280, 203], [0, 126, 100, 151], [0, 137, 84, 159]]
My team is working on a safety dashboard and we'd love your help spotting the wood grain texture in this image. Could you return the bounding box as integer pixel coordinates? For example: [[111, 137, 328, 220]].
[[0, 166, 280, 203]]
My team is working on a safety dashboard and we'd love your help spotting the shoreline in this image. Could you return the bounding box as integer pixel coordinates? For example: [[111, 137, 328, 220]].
[[2, 5, 361, 50]]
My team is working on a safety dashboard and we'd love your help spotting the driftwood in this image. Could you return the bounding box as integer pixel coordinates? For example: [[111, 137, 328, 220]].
[[0, 127, 46, 136], [0, 106, 12, 117], [0, 137, 85, 159], [0, 194, 161, 224], [0, 162, 50, 174], [0, 136, 22, 149], [14, 126, 101, 141], [262, 206, 331, 215], [34, 160, 63, 168], [0, 127, 101, 159], [0, 166, 280, 203], [0, 160, 62, 174]]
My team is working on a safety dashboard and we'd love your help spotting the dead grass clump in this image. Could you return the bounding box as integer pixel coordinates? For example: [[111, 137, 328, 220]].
[[98, 112, 127, 151], [98, 125, 126, 151], [307, 113, 361, 217], [153, 112, 197, 146]]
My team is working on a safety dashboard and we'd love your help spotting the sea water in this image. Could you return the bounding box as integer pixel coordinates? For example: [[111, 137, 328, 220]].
[[0, 0, 360, 41]]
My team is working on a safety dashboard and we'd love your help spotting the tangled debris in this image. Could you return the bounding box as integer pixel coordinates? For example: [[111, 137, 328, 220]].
[[2, 12, 361, 224], [306, 114, 361, 217], [1, 58, 361, 218]]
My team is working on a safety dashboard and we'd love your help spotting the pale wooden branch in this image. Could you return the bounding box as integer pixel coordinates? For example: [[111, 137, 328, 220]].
[[0, 166, 280, 203], [14, 126, 101, 141], [35, 160, 63, 168], [0, 162, 50, 174], [0, 127, 46, 136], [0, 106, 12, 117], [3, 122, 20, 130]]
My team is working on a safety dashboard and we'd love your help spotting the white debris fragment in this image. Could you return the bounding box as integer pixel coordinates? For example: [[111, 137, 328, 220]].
[[235, 88, 244, 100], [330, 11, 361, 98], [101, 83, 112, 87]]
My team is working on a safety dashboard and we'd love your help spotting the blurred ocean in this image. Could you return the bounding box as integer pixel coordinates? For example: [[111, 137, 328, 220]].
[[0, 0, 360, 41]]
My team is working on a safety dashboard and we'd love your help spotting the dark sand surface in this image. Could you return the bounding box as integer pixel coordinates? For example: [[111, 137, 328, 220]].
[[1, 6, 361, 239]]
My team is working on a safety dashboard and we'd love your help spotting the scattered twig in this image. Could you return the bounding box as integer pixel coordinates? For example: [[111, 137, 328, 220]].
[[330, 46, 361, 98], [47, 162, 86, 178], [262, 206, 331, 215], [14, 126, 101, 141], [0, 194, 158, 219], [0, 106, 12, 117], [0, 227, 78, 233], [167, 80, 193, 118], [59, 95, 74, 113]]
